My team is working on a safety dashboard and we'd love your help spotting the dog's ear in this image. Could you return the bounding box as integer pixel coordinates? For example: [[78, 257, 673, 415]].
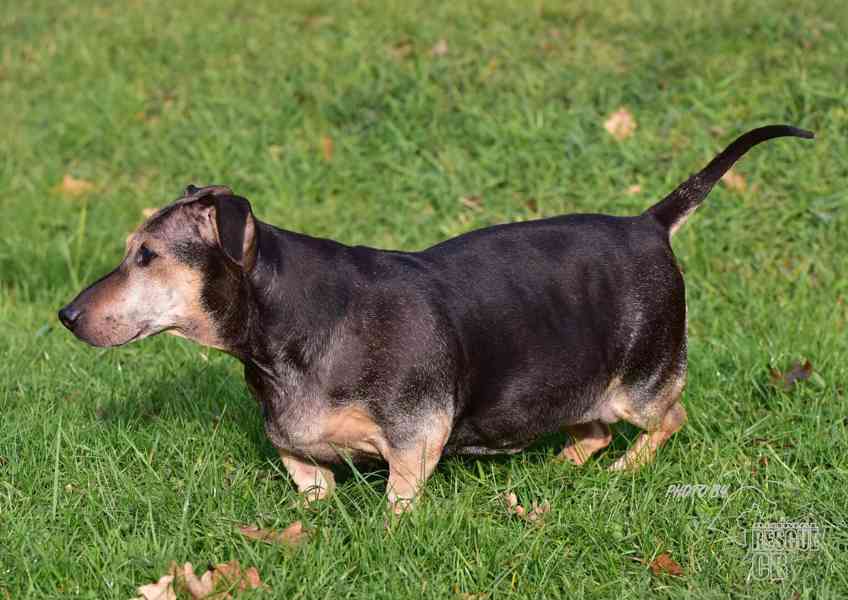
[[190, 191, 258, 271], [212, 194, 258, 271]]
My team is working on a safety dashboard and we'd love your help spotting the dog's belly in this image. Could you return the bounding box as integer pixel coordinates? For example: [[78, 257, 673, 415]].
[[443, 379, 605, 456], [443, 444, 526, 457]]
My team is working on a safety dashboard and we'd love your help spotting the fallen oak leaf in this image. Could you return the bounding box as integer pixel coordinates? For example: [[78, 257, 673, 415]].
[[770, 360, 813, 391], [720, 168, 746, 192], [304, 14, 334, 28], [430, 39, 448, 57], [480, 58, 498, 81], [140, 560, 266, 600], [603, 108, 636, 141], [238, 520, 310, 546], [389, 40, 414, 60], [320, 135, 334, 162], [55, 174, 95, 197], [501, 491, 526, 518], [500, 492, 550, 523], [541, 29, 562, 52], [525, 500, 551, 523], [459, 196, 483, 211], [133, 574, 176, 600], [268, 144, 283, 160], [171, 562, 215, 599], [649, 552, 684, 577], [242, 567, 263, 590], [210, 560, 264, 594]]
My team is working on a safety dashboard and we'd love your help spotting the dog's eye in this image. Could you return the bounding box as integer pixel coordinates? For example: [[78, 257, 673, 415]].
[[137, 244, 157, 267]]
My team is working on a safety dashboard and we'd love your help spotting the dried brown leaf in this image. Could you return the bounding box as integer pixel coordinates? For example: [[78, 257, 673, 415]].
[[238, 520, 310, 546], [500, 492, 549, 523], [304, 15, 334, 28], [501, 491, 522, 516], [208, 560, 264, 596], [243, 567, 262, 590], [540, 29, 562, 52], [480, 58, 498, 81], [320, 136, 334, 162], [459, 196, 483, 211], [134, 575, 176, 600], [56, 174, 95, 197], [210, 560, 241, 589], [268, 145, 283, 161], [649, 552, 684, 577], [770, 360, 814, 391], [603, 108, 636, 141], [525, 501, 551, 523], [177, 562, 215, 599], [720, 168, 746, 192], [501, 491, 518, 509], [389, 40, 414, 60], [138, 561, 265, 600], [430, 39, 448, 57]]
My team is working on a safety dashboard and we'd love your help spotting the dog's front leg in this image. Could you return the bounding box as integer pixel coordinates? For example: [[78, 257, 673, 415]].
[[278, 449, 336, 503], [384, 416, 451, 515]]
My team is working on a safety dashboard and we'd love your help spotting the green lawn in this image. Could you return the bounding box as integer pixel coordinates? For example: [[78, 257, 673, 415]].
[[1, 1, 847, 598]]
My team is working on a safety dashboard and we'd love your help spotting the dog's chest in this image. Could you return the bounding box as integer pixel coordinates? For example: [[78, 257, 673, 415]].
[[244, 366, 387, 463]]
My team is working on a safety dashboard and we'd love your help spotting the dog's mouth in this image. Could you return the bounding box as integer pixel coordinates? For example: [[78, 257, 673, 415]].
[[114, 327, 148, 347], [74, 322, 157, 348]]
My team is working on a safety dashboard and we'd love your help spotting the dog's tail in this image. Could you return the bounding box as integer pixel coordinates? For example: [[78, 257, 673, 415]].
[[644, 125, 814, 234]]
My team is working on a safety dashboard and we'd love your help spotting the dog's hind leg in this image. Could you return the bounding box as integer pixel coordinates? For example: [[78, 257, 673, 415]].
[[557, 421, 612, 465], [279, 450, 336, 502], [608, 375, 687, 471]]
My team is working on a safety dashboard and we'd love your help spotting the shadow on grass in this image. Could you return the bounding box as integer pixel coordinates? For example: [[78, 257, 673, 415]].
[[91, 359, 275, 454], [91, 356, 651, 489]]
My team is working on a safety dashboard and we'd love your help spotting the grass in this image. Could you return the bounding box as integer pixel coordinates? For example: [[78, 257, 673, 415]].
[[1, 0, 847, 597]]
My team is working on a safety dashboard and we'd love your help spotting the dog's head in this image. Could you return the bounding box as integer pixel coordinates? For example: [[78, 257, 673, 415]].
[[58, 185, 257, 349]]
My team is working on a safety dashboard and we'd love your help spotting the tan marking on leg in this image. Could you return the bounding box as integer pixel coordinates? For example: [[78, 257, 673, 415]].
[[385, 414, 451, 515], [278, 450, 336, 502], [321, 406, 388, 459], [557, 421, 612, 465], [609, 401, 687, 471]]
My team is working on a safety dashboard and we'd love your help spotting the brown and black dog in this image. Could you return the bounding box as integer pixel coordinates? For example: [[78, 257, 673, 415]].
[[59, 125, 812, 513]]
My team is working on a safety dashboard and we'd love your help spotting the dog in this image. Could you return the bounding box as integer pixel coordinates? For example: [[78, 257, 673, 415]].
[[59, 125, 813, 513]]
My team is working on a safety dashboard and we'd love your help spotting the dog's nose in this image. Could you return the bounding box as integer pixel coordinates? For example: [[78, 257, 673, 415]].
[[58, 305, 83, 330]]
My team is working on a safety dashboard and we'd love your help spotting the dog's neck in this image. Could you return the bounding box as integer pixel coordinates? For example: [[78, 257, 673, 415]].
[[220, 221, 355, 376]]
